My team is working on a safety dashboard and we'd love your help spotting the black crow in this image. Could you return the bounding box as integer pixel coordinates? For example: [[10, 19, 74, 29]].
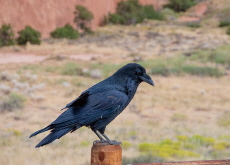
[[30, 63, 154, 147]]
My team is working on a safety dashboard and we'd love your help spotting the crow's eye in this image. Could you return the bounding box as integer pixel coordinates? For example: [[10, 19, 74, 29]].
[[135, 71, 141, 75]]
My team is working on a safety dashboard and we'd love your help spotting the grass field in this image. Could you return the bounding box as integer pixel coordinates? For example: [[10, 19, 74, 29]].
[[0, 22, 230, 165]]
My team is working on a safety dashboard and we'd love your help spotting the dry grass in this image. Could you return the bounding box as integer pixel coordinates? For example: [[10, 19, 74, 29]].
[[0, 23, 230, 165], [1, 62, 230, 164]]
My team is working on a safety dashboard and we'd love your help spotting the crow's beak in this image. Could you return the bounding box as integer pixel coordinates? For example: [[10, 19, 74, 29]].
[[139, 73, 154, 86]]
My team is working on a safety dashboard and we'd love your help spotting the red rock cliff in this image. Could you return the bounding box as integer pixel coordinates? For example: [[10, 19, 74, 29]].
[[0, 0, 166, 38]]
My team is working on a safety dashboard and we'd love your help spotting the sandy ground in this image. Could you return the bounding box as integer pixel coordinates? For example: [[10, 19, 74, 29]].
[[0, 53, 104, 64]]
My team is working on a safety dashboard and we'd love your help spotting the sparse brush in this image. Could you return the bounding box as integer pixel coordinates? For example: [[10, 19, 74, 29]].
[[136, 135, 230, 162], [181, 65, 224, 77], [80, 141, 90, 147], [185, 21, 201, 28], [171, 113, 188, 121], [122, 154, 165, 164], [217, 111, 230, 127], [122, 141, 132, 149], [60, 62, 82, 76], [226, 26, 230, 35], [219, 20, 230, 27], [139, 57, 224, 77], [0, 92, 26, 112], [188, 46, 230, 66]]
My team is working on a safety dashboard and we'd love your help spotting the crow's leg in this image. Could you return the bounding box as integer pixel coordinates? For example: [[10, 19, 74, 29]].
[[93, 130, 107, 144], [102, 133, 122, 145]]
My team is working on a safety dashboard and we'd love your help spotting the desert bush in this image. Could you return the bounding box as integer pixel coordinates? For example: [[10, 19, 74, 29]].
[[61, 62, 82, 76], [217, 111, 230, 127], [80, 141, 90, 147], [0, 24, 15, 47], [7, 129, 22, 136], [151, 66, 181, 76], [139, 140, 198, 159], [74, 5, 94, 33], [0, 92, 26, 112], [139, 57, 224, 77], [17, 26, 41, 45], [181, 65, 224, 77], [171, 113, 188, 121], [122, 154, 165, 164], [136, 135, 230, 162], [164, 0, 196, 12], [186, 21, 201, 28], [227, 26, 230, 35], [104, 0, 164, 25], [122, 141, 132, 149], [50, 24, 79, 39], [188, 47, 230, 67], [219, 19, 230, 27]]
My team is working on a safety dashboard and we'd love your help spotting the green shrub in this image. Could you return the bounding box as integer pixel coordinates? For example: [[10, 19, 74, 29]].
[[0, 92, 26, 112], [171, 113, 188, 121], [74, 5, 94, 33], [122, 141, 132, 149], [105, 0, 164, 25], [227, 26, 230, 35], [134, 135, 230, 162], [0, 24, 15, 47], [181, 65, 224, 77], [188, 135, 215, 146], [123, 154, 165, 164], [50, 24, 79, 39], [80, 141, 90, 147], [219, 19, 230, 27], [186, 21, 201, 28], [139, 140, 198, 159], [7, 128, 22, 136], [141, 5, 164, 20], [188, 47, 230, 67], [151, 66, 181, 76], [217, 111, 230, 127], [164, 0, 196, 12], [17, 26, 41, 45], [61, 62, 82, 76]]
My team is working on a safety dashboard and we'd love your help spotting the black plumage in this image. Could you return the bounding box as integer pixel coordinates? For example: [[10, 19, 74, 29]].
[[30, 63, 154, 147]]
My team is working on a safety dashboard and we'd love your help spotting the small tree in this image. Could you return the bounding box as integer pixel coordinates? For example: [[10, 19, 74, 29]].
[[74, 5, 94, 33], [17, 26, 41, 45], [50, 24, 79, 39], [164, 0, 196, 12], [0, 24, 15, 47]]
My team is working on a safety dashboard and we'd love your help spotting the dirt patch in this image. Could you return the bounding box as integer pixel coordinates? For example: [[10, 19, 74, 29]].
[[0, 53, 104, 64]]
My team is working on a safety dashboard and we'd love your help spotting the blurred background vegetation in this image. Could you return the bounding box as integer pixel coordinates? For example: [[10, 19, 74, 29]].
[[0, 0, 230, 165]]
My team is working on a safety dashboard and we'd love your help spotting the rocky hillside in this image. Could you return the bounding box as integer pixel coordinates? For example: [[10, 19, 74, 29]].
[[0, 0, 167, 38]]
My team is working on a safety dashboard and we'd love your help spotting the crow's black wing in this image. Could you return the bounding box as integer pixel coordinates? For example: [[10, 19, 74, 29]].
[[51, 90, 128, 126], [61, 90, 89, 110]]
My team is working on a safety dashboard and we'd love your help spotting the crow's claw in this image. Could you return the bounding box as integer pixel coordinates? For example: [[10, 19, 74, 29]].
[[107, 140, 122, 145]]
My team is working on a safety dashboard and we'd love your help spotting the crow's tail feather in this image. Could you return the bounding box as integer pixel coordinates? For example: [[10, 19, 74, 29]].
[[29, 125, 52, 138], [35, 127, 72, 148]]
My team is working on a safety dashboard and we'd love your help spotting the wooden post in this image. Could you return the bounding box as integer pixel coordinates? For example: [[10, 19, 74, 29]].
[[91, 142, 122, 165]]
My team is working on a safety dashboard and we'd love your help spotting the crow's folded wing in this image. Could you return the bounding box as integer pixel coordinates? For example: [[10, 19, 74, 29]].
[[51, 90, 128, 126], [61, 90, 89, 110]]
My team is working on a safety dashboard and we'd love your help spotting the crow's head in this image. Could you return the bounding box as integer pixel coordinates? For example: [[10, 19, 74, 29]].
[[114, 63, 154, 86]]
